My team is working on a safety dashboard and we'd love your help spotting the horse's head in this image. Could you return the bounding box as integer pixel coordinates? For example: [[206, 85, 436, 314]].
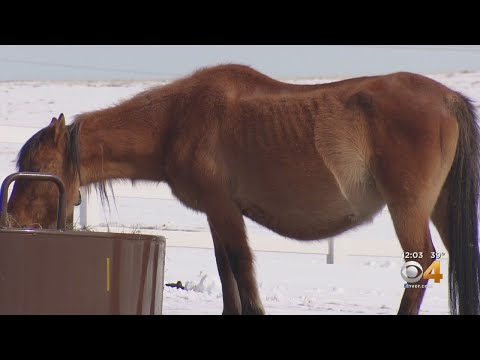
[[7, 114, 81, 229]]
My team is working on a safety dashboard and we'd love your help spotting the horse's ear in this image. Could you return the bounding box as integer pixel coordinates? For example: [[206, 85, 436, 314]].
[[48, 114, 66, 143]]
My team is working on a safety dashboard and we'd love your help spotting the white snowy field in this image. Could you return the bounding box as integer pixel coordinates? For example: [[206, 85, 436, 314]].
[[2, 70, 479, 314]]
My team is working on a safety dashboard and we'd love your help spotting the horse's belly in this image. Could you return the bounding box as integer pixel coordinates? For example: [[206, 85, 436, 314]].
[[235, 159, 384, 240]]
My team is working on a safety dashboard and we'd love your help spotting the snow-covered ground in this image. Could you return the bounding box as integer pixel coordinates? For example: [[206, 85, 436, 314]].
[[163, 247, 448, 314], [2, 70, 478, 314]]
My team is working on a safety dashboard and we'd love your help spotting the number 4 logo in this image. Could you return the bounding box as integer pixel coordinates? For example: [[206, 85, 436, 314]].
[[423, 261, 443, 283]]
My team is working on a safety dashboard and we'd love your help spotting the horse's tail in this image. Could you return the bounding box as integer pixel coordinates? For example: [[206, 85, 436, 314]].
[[447, 94, 480, 314]]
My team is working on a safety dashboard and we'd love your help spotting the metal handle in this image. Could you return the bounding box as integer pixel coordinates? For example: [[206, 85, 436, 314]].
[[0, 172, 67, 230]]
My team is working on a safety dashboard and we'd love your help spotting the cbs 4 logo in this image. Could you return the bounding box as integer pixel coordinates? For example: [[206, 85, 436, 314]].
[[401, 260, 443, 284]]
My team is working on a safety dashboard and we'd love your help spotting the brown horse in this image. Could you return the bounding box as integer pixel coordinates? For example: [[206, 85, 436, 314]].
[[6, 64, 480, 315]]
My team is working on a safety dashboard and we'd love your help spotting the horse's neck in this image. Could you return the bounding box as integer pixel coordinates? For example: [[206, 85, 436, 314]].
[[77, 101, 168, 186]]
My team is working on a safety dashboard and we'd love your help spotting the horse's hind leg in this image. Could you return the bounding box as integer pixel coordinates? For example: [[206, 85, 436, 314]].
[[208, 221, 242, 315], [381, 154, 447, 314], [388, 205, 436, 314], [207, 200, 265, 315]]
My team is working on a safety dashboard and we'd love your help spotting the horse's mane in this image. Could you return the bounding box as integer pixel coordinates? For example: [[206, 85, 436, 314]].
[[68, 119, 116, 208], [16, 124, 81, 181], [16, 128, 49, 171], [16, 119, 115, 208]]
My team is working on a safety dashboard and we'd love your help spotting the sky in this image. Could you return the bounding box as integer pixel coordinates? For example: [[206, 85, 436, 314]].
[[1, 45, 480, 81]]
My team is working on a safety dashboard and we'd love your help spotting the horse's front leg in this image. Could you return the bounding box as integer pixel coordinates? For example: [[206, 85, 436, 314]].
[[209, 221, 242, 315], [207, 200, 265, 315]]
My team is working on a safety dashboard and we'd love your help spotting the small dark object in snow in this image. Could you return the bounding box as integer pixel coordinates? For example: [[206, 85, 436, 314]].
[[165, 281, 185, 290]]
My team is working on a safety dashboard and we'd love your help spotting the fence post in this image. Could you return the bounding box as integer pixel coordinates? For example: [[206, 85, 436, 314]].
[[79, 188, 89, 228], [327, 237, 335, 264], [327, 237, 347, 264], [78, 188, 101, 229]]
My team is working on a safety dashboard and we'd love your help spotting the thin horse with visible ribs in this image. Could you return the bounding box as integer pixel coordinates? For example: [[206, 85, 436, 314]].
[[6, 64, 480, 314]]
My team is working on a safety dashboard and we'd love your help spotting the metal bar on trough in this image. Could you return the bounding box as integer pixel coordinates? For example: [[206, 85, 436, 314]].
[[0, 172, 67, 230]]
